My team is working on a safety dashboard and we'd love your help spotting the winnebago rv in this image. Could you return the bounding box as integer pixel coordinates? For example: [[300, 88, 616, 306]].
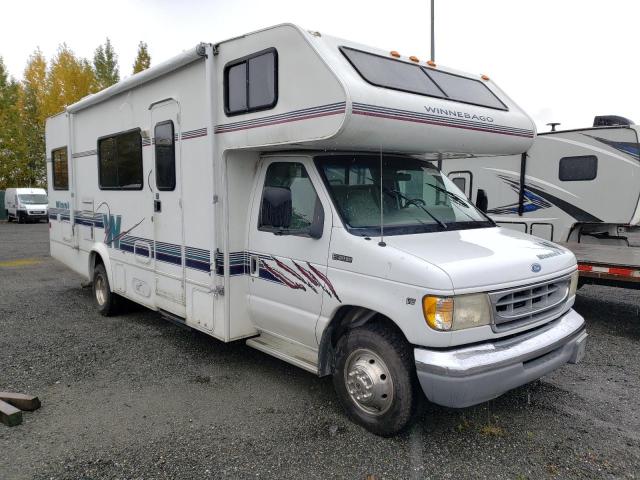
[[441, 118, 640, 288], [5, 187, 49, 223], [46, 24, 587, 436]]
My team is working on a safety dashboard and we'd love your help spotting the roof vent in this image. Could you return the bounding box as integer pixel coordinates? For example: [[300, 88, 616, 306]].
[[593, 115, 634, 127]]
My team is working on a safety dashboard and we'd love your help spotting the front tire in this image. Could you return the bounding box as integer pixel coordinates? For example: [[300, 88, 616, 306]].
[[6, 211, 12, 222], [17, 212, 24, 224], [333, 324, 419, 436], [93, 263, 120, 316]]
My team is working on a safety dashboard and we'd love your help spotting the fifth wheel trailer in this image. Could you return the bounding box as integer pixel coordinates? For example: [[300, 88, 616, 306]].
[[46, 24, 587, 436], [441, 119, 640, 289]]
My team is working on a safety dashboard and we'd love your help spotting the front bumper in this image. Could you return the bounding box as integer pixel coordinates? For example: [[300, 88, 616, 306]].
[[414, 309, 587, 408]]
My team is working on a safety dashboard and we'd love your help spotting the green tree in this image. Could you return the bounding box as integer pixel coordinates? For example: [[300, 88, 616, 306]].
[[93, 38, 120, 90], [132, 41, 151, 74], [0, 57, 25, 189]]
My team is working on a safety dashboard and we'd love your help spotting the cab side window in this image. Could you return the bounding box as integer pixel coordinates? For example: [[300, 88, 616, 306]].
[[259, 162, 324, 237]]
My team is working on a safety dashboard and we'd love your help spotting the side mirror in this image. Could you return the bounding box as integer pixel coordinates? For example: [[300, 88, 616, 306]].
[[308, 199, 325, 239], [476, 189, 488, 213], [260, 187, 292, 229]]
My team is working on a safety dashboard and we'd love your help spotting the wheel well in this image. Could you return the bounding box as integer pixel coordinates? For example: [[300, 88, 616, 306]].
[[317, 306, 408, 377], [89, 251, 105, 278]]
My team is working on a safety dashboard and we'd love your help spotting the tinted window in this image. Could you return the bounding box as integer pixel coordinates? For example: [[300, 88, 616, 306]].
[[225, 49, 277, 115], [423, 68, 507, 110], [559, 155, 598, 181], [154, 121, 175, 191], [451, 177, 466, 192], [341, 47, 508, 111], [98, 129, 143, 190], [259, 162, 322, 235], [342, 47, 443, 97], [249, 53, 276, 108], [227, 63, 247, 112], [52, 147, 68, 190]]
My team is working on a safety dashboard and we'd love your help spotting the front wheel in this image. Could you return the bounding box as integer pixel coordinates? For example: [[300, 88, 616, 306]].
[[6, 211, 12, 222], [93, 263, 120, 316], [333, 324, 419, 436]]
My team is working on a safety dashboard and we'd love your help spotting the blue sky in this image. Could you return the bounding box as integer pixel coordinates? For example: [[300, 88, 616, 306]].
[[2, 0, 638, 131]]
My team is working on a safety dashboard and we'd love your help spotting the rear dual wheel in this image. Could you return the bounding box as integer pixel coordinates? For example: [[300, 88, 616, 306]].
[[333, 324, 419, 437]]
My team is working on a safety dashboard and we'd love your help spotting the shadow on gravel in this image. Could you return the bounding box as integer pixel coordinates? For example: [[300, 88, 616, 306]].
[[574, 287, 640, 340]]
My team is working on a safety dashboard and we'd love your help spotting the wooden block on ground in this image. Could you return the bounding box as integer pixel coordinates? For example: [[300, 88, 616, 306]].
[[0, 392, 41, 411], [0, 400, 22, 427]]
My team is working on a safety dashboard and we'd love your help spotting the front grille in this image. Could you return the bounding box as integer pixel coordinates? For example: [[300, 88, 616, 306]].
[[489, 275, 571, 332], [29, 211, 45, 215]]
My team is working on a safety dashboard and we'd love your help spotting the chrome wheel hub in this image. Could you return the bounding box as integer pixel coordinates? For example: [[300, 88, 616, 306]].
[[344, 348, 394, 416], [95, 275, 107, 306]]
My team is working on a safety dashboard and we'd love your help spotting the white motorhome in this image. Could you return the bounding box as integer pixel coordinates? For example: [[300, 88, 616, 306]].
[[441, 117, 640, 288], [46, 24, 587, 436], [5, 187, 49, 223]]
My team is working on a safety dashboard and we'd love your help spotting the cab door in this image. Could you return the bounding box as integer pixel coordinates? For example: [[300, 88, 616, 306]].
[[247, 157, 332, 348], [150, 99, 185, 316]]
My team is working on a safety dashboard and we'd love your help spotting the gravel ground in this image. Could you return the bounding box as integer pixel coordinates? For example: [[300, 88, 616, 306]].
[[0, 222, 639, 480]]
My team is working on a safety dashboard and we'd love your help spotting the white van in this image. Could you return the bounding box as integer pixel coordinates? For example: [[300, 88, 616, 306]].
[[5, 187, 49, 223], [45, 24, 587, 436]]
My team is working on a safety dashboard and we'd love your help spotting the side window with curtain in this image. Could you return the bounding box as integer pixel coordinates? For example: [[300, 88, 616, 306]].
[[259, 162, 323, 236], [155, 121, 176, 191]]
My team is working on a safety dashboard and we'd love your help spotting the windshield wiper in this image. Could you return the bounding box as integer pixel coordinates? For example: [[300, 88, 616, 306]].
[[424, 183, 481, 223]]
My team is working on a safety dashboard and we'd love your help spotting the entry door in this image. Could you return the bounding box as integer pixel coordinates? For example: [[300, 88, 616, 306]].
[[150, 99, 185, 315], [448, 171, 472, 199], [247, 158, 332, 348]]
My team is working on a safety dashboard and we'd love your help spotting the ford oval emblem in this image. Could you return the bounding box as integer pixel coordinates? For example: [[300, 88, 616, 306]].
[[531, 263, 542, 273]]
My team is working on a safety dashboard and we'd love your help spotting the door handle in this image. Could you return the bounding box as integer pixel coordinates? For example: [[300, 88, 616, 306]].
[[154, 200, 162, 213], [250, 255, 260, 277]]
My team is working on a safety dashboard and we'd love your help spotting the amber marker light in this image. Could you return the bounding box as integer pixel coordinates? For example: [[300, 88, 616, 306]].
[[426, 60, 436, 67], [390, 51, 401, 58], [422, 296, 453, 331], [481, 74, 490, 81], [409, 55, 420, 62]]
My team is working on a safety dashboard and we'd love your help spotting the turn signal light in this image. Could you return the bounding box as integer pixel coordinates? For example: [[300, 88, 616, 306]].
[[422, 296, 453, 331]]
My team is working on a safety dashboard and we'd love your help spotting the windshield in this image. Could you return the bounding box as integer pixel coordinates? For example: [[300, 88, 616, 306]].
[[316, 155, 493, 236], [18, 194, 48, 205]]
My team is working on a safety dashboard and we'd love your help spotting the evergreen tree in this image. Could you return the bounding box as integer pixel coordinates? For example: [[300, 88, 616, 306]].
[[93, 38, 120, 90], [132, 41, 151, 74]]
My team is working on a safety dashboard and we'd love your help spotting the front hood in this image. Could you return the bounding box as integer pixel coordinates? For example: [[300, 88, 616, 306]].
[[384, 227, 576, 291]]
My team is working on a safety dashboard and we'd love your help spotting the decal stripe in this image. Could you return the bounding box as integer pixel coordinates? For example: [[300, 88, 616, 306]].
[[352, 103, 534, 138], [214, 102, 347, 133], [71, 127, 208, 158]]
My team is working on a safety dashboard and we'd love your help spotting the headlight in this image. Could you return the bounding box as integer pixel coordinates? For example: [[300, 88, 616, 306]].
[[569, 270, 579, 297], [423, 293, 492, 331]]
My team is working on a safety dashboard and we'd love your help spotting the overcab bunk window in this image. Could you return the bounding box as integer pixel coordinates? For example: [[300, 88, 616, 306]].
[[52, 147, 69, 190], [340, 46, 508, 111], [98, 129, 143, 190], [224, 48, 278, 116], [559, 155, 598, 181], [154, 121, 176, 191]]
